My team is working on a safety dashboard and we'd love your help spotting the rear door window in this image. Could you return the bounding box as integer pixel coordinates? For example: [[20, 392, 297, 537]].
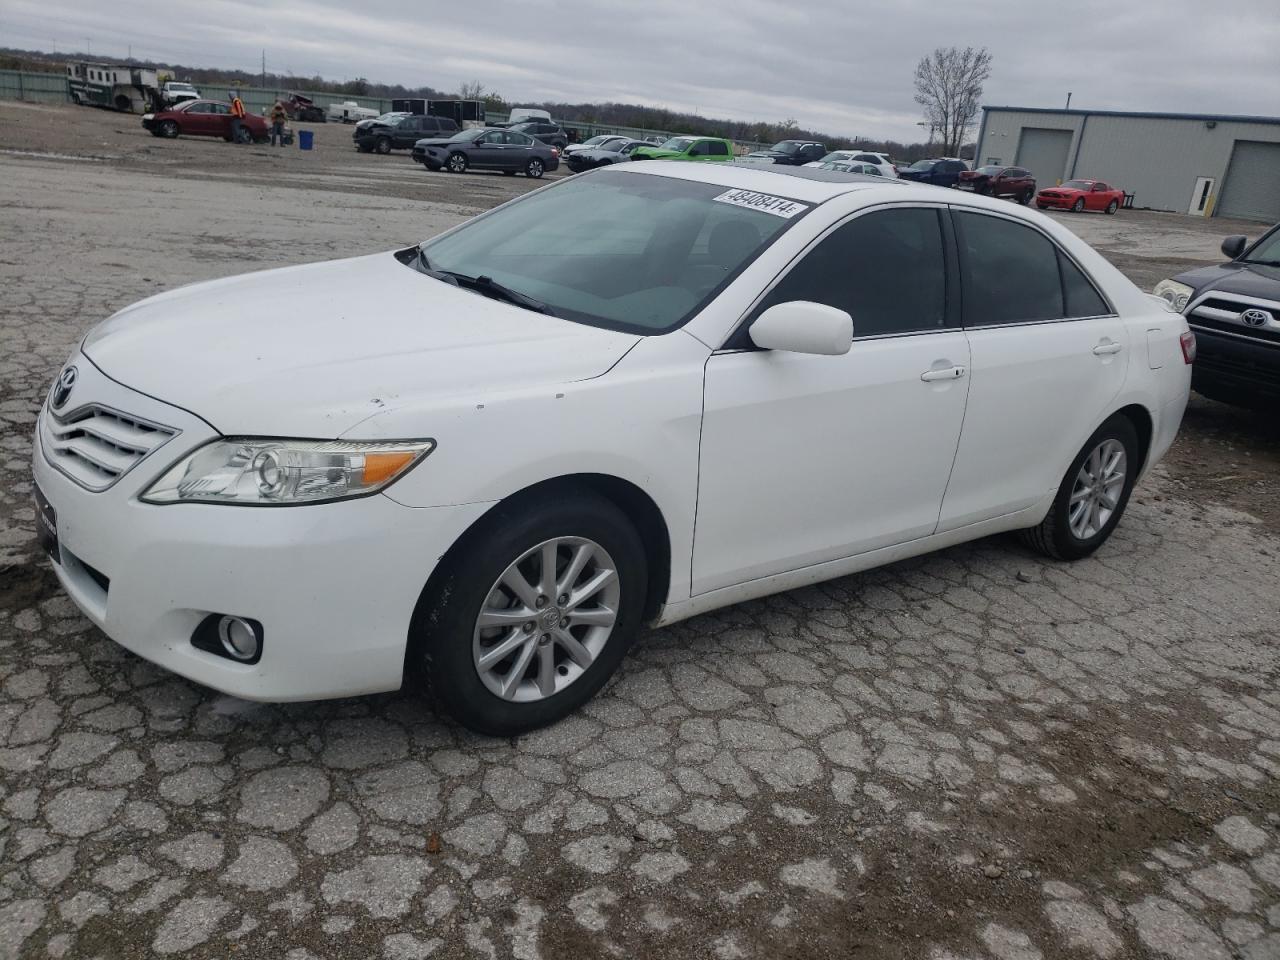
[[955, 212, 1064, 325]]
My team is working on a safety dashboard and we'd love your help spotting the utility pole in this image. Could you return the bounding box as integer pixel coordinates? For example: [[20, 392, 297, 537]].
[[261, 50, 266, 88], [1065, 92, 1072, 110], [127, 44, 132, 61]]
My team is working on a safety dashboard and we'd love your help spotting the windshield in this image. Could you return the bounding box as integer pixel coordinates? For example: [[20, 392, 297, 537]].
[[907, 159, 935, 171], [1244, 227, 1280, 264], [580, 135, 612, 147], [1060, 180, 1094, 190], [416, 169, 806, 334], [169, 83, 196, 92], [658, 137, 694, 151], [818, 152, 852, 163], [770, 141, 803, 155], [376, 112, 409, 122]]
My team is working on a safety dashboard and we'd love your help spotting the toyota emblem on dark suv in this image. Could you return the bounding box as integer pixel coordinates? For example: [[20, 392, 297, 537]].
[[50, 365, 78, 410], [1240, 308, 1269, 327]]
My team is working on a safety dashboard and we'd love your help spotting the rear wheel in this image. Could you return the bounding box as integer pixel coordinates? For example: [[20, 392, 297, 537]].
[[160, 120, 179, 139], [525, 158, 545, 179], [1020, 415, 1139, 561], [414, 492, 647, 735], [375, 137, 391, 155], [1020, 190, 1033, 205], [235, 125, 254, 144], [1106, 199, 1119, 215], [447, 152, 469, 174], [1072, 198, 1086, 213]]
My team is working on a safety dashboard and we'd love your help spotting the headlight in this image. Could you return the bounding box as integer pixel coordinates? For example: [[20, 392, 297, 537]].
[[1153, 279, 1194, 313], [141, 438, 434, 505]]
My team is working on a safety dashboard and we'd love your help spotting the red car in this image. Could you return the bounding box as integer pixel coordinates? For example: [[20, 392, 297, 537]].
[[956, 165, 1036, 203], [1036, 179, 1124, 214], [141, 100, 268, 143]]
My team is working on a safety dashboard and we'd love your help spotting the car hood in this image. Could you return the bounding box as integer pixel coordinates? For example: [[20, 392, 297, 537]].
[[82, 253, 642, 437], [414, 137, 462, 148], [1175, 260, 1280, 297], [355, 120, 389, 132], [635, 148, 680, 159]]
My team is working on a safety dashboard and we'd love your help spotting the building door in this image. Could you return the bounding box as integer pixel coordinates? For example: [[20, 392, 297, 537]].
[[1188, 177, 1216, 217], [1217, 141, 1280, 222], [1015, 128, 1072, 187]]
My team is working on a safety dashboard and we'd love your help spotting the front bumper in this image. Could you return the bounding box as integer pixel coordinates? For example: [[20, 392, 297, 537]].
[[1036, 195, 1073, 209], [1189, 326, 1280, 402], [32, 356, 491, 702]]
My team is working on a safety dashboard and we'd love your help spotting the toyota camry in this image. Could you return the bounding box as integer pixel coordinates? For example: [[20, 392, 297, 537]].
[[34, 163, 1192, 735]]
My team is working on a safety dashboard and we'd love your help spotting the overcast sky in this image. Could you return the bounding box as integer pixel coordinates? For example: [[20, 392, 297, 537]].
[[6, 0, 1279, 142]]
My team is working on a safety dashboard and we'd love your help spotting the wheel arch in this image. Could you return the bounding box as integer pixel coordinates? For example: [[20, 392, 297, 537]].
[[1111, 402, 1154, 473], [405, 472, 672, 670]]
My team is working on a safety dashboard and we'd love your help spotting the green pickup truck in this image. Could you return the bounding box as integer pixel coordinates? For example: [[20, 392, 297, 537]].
[[632, 136, 735, 161]]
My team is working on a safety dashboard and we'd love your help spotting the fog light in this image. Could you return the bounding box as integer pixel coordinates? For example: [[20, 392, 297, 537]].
[[218, 616, 260, 661]]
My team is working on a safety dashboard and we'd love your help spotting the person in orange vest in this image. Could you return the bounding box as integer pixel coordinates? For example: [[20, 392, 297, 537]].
[[229, 91, 247, 143]]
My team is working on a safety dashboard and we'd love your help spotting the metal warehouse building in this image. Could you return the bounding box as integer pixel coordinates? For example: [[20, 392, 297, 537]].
[[975, 107, 1280, 222]]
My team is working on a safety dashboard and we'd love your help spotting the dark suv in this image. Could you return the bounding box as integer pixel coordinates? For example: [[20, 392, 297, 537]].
[[898, 158, 969, 188], [1158, 223, 1280, 409], [742, 140, 827, 166], [354, 114, 459, 154], [507, 121, 569, 150], [957, 165, 1036, 203]]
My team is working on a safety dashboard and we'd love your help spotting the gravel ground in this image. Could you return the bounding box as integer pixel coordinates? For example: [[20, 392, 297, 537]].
[[1, 102, 1278, 960]]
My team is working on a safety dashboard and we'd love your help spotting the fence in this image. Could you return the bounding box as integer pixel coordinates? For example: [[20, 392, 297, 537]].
[[0, 70, 71, 104], [0, 70, 774, 153]]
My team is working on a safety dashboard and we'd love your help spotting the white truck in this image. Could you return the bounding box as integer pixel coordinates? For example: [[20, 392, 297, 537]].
[[327, 101, 379, 124], [160, 81, 200, 107]]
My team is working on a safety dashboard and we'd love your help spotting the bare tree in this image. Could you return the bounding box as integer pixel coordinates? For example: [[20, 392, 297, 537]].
[[459, 80, 485, 101], [913, 46, 991, 156]]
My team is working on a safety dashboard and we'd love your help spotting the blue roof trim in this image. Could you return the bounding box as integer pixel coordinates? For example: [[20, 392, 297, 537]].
[[982, 106, 1280, 126]]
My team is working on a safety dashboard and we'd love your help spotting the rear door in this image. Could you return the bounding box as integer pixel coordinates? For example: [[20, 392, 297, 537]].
[[937, 209, 1127, 530], [394, 117, 421, 148], [503, 131, 536, 169], [693, 204, 970, 592]]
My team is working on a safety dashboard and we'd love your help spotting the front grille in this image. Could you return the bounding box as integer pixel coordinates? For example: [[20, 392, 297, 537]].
[[1189, 315, 1280, 345], [1197, 298, 1277, 323], [41, 405, 177, 492]]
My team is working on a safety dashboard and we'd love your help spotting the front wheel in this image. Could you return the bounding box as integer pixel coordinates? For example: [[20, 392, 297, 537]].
[[160, 120, 179, 138], [447, 152, 469, 174], [1072, 198, 1086, 213], [1020, 415, 1139, 561], [414, 492, 647, 735], [525, 158, 545, 178], [375, 137, 391, 155], [1106, 199, 1119, 215]]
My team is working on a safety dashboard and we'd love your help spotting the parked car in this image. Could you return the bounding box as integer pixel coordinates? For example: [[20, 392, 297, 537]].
[[355, 114, 459, 153], [564, 138, 651, 172], [897, 157, 969, 187], [160, 81, 200, 107], [328, 101, 379, 124], [507, 120, 569, 151], [1155, 223, 1280, 408], [958, 165, 1036, 203], [632, 136, 734, 161], [505, 107, 552, 125], [34, 163, 1191, 736], [807, 150, 896, 177], [412, 128, 559, 177], [563, 135, 628, 159], [819, 160, 885, 176], [1037, 179, 1125, 214], [741, 140, 827, 166], [141, 100, 268, 143], [285, 92, 326, 123]]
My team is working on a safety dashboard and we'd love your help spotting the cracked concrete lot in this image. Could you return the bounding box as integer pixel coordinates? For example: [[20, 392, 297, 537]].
[[1, 103, 1279, 959]]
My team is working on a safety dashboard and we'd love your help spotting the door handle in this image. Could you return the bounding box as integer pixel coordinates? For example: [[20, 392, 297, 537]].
[[920, 365, 967, 382], [1092, 341, 1123, 356]]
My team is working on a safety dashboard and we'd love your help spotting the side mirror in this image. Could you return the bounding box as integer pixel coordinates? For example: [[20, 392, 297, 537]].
[[750, 301, 853, 356], [1221, 235, 1247, 260]]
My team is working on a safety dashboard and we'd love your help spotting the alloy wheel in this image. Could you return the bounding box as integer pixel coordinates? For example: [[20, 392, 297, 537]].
[[1068, 438, 1126, 540], [472, 537, 620, 702], [526, 159, 544, 178], [449, 153, 468, 173]]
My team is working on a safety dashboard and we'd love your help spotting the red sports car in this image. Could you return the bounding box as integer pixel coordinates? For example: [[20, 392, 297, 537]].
[[1036, 179, 1124, 214], [141, 100, 268, 143]]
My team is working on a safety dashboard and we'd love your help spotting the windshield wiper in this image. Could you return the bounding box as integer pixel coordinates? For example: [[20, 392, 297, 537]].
[[1239, 259, 1280, 267], [416, 248, 555, 315]]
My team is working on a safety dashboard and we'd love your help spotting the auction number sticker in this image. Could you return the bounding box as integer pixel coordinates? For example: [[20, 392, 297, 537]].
[[713, 189, 809, 219]]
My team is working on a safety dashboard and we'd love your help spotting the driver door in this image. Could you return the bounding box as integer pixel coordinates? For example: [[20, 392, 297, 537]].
[[470, 130, 506, 169], [692, 205, 970, 594]]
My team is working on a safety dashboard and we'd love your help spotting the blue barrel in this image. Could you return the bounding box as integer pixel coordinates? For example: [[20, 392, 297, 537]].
[[298, 130, 314, 151]]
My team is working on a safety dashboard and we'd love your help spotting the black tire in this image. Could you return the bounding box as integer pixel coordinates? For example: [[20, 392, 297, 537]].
[[375, 137, 391, 155], [447, 152, 469, 174], [234, 125, 254, 144], [160, 120, 179, 139], [357, 142, 372, 153], [1106, 199, 1119, 215], [1072, 198, 1086, 213], [525, 158, 545, 179], [1020, 414, 1140, 561], [413, 491, 648, 736], [1020, 190, 1033, 205]]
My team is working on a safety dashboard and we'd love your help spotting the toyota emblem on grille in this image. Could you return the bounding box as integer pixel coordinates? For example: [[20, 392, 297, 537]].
[[1240, 308, 1269, 327], [50, 365, 77, 410]]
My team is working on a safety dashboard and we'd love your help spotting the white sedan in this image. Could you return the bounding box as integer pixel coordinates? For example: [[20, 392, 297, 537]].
[[33, 162, 1193, 735], [806, 150, 897, 177]]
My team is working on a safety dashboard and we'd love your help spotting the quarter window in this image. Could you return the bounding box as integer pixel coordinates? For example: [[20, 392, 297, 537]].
[[1059, 252, 1109, 318], [756, 208, 947, 338]]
